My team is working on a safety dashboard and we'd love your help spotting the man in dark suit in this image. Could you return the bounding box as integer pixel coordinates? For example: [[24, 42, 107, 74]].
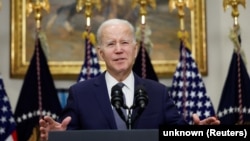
[[39, 18, 220, 141]]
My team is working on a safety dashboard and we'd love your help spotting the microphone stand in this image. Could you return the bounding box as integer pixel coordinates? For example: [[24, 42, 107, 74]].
[[123, 104, 135, 130], [124, 105, 137, 130], [126, 107, 133, 130], [125, 105, 146, 130]]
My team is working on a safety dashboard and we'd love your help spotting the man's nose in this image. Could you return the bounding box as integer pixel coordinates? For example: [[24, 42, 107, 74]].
[[115, 43, 123, 51]]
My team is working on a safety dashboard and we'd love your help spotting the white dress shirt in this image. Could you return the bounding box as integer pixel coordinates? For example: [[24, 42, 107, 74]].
[[105, 71, 135, 109]]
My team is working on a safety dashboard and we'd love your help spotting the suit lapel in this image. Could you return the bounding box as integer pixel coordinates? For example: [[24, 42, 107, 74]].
[[93, 72, 117, 129], [131, 73, 147, 127]]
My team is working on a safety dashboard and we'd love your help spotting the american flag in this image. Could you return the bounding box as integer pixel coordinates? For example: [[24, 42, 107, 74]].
[[77, 33, 102, 82], [0, 75, 17, 141], [169, 41, 215, 124]]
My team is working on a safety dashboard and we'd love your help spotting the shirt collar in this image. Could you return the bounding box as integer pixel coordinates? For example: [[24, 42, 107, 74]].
[[105, 71, 134, 90]]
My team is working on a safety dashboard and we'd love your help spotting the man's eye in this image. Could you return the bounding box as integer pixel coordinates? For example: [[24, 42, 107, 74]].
[[122, 42, 129, 44], [108, 43, 115, 46]]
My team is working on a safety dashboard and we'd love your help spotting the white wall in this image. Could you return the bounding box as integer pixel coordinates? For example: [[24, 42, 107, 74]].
[[1, 0, 250, 113]]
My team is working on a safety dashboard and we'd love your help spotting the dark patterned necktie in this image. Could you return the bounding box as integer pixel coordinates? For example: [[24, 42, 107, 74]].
[[113, 82, 127, 129]]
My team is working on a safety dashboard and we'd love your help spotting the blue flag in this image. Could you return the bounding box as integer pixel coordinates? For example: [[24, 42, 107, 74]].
[[133, 41, 159, 81], [169, 41, 215, 124], [217, 28, 250, 124], [217, 43, 250, 125], [217, 52, 250, 124], [77, 33, 102, 82], [0, 75, 17, 141], [14, 35, 62, 141]]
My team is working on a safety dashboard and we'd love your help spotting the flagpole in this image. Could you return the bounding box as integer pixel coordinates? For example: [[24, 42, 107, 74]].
[[223, 0, 246, 125], [26, 0, 50, 119], [169, 0, 194, 121], [76, 0, 101, 81], [131, 0, 156, 79], [169, 0, 193, 48], [14, 1, 62, 140]]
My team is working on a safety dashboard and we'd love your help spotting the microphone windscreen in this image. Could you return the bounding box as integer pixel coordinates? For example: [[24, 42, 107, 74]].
[[111, 84, 124, 109], [135, 85, 148, 108]]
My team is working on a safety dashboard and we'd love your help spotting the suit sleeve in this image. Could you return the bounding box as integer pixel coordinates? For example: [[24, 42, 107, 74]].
[[163, 86, 188, 125]]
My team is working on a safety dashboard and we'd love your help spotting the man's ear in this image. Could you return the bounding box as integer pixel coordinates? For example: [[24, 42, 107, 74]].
[[134, 42, 139, 58], [96, 46, 104, 61]]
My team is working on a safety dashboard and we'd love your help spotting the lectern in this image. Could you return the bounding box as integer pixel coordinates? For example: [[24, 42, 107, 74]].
[[48, 129, 158, 141]]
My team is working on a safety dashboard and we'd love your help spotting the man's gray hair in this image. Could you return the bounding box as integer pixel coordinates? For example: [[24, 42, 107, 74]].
[[96, 19, 136, 46]]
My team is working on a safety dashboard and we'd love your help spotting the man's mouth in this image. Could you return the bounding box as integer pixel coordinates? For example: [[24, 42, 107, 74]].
[[114, 58, 125, 61]]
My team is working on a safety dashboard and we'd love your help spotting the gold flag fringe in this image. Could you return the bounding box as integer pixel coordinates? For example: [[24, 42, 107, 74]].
[[177, 30, 191, 50], [229, 26, 247, 66], [82, 31, 96, 46]]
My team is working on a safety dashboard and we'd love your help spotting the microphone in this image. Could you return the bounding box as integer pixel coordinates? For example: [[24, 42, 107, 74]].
[[131, 85, 149, 126], [111, 84, 124, 109], [134, 85, 148, 109], [111, 84, 126, 123]]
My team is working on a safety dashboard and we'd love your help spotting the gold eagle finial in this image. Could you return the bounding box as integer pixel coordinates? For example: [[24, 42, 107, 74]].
[[223, 0, 246, 25], [131, 0, 156, 24], [76, 0, 101, 27], [26, 0, 50, 29]]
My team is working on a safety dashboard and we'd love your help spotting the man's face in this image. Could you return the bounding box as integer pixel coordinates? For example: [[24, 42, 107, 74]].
[[98, 23, 138, 76]]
